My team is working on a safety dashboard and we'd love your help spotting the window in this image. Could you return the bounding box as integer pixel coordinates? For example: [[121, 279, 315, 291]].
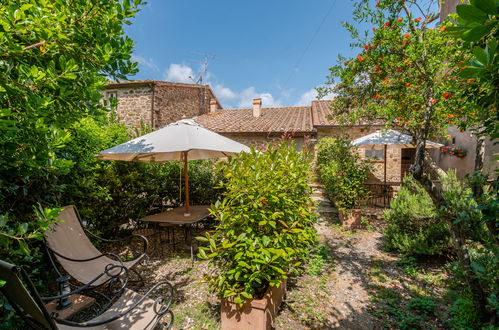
[[106, 91, 117, 100], [365, 148, 384, 160], [105, 91, 118, 108]]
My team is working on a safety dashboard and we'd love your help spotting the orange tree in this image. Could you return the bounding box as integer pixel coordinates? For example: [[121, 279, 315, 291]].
[[318, 0, 496, 322]]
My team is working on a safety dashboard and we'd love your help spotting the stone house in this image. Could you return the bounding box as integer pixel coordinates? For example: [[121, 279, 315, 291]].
[[108, 80, 495, 184], [104, 80, 222, 129], [195, 98, 405, 184]]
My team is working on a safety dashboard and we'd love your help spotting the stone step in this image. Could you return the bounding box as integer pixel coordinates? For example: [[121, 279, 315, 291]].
[[308, 182, 324, 189], [312, 189, 326, 195], [316, 205, 338, 214], [311, 195, 330, 202]]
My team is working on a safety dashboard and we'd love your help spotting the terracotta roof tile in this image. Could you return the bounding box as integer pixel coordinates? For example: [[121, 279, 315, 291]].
[[195, 106, 314, 134], [311, 100, 384, 126]]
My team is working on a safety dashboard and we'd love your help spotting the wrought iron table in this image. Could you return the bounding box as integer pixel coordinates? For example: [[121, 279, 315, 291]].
[[140, 205, 211, 260]]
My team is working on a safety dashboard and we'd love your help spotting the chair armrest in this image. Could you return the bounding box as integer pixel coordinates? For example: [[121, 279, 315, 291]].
[[41, 265, 128, 302], [47, 246, 124, 266], [54, 281, 174, 328], [85, 229, 150, 257]]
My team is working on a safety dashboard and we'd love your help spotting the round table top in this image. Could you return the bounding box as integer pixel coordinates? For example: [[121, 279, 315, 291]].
[[140, 205, 211, 224]]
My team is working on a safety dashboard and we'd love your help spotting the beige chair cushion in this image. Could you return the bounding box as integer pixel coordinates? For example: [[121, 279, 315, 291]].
[[57, 289, 163, 330]]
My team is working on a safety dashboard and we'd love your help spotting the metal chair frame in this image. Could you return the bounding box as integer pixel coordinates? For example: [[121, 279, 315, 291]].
[[0, 260, 174, 329]]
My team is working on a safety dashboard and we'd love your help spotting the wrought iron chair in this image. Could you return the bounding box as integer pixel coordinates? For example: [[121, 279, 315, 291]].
[[0, 259, 174, 329], [45, 205, 149, 287]]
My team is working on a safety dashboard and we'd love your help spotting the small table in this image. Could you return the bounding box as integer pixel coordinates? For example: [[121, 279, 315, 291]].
[[45, 294, 95, 320], [140, 205, 211, 260]]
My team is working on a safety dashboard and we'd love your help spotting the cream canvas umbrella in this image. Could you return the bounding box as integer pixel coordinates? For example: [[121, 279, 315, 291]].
[[352, 129, 443, 185], [98, 119, 250, 215]]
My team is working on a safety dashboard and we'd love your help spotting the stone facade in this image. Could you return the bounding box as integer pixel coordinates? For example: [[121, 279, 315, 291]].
[[153, 83, 215, 128], [104, 81, 221, 129], [316, 126, 380, 140], [221, 133, 307, 149], [105, 85, 153, 128], [315, 126, 404, 183]]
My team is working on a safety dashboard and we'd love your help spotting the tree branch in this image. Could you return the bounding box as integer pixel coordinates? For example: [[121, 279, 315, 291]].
[[23, 41, 46, 51]]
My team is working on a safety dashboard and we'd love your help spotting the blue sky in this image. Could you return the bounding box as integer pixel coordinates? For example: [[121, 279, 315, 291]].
[[126, 0, 362, 108]]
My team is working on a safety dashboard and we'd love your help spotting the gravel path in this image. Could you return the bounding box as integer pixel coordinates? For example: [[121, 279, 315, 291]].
[[316, 223, 381, 329]]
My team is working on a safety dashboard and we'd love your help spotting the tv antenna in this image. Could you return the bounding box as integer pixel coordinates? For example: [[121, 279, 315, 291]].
[[188, 52, 216, 84]]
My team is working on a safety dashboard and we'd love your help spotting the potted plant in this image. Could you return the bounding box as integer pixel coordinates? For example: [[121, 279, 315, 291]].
[[316, 137, 371, 229], [440, 145, 467, 158], [198, 142, 317, 330]]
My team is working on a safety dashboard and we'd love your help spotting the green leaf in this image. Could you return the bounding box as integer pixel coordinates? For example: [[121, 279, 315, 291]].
[[459, 67, 482, 78], [486, 39, 497, 58], [197, 248, 208, 259], [241, 291, 252, 299], [462, 23, 496, 42], [0, 214, 7, 227], [18, 223, 28, 235], [473, 0, 497, 15], [456, 4, 488, 22], [18, 240, 30, 255], [238, 261, 250, 269], [209, 238, 216, 250], [472, 46, 488, 65]]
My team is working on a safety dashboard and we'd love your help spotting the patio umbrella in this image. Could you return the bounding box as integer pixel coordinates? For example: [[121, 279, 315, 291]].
[[351, 129, 443, 185], [98, 119, 250, 215]]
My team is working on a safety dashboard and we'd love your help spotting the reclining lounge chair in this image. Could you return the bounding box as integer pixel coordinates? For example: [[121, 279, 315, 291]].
[[45, 205, 148, 287], [0, 259, 174, 329]]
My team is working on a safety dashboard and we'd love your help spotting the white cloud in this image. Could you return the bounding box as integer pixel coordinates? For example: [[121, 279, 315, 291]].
[[238, 87, 281, 108], [210, 84, 281, 108], [295, 88, 320, 106], [213, 84, 237, 100], [132, 55, 159, 72], [163, 63, 195, 83], [162, 63, 282, 108]]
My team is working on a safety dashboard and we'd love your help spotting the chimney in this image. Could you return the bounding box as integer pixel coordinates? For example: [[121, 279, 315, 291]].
[[252, 98, 262, 118], [209, 98, 217, 113]]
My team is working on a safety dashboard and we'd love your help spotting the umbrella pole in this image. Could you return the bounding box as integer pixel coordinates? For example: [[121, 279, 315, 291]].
[[384, 145, 387, 185], [384, 145, 387, 206], [184, 151, 190, 216]]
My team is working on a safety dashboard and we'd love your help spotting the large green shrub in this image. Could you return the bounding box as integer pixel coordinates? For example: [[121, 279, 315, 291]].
[[383, 175, 449, 255], [198, 142, 317, 305], [384, 170, 483, 256], [316, 137, 370, 210]]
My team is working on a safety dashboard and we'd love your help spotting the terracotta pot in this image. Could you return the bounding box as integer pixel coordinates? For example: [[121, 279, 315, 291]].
[[221, 279, 286, 330], [339, 209, 362, 229]]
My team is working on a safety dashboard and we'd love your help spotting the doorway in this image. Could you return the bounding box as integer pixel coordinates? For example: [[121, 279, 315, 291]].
[[401, 148, 416, 179]]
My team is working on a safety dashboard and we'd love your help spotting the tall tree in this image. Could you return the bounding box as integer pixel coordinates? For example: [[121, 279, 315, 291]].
[[0, 0, 143, 217], [318, 0, 495, 321]]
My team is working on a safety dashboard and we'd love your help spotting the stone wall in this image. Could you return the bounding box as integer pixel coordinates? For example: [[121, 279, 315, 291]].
[[107, 86, 153, 128], [316, 126, 380, 140], [105, 82, 219, 129], [221, 133, 306, 149], [153, 83, 215, 128]]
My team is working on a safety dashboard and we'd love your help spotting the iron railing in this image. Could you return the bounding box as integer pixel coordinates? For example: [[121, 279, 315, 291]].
[[364, 182, 401, 207]]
